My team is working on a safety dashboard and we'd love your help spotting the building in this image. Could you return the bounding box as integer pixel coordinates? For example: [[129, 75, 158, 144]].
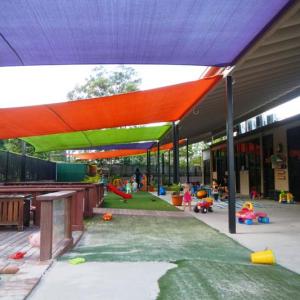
[[203, 113, 300, 200]]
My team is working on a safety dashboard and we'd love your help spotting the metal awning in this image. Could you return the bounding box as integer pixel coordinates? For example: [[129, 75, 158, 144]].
[[162, 2, 300, 143]]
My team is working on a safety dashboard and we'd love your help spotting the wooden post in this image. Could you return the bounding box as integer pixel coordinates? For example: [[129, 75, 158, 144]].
[[40, 200, 53, 261]]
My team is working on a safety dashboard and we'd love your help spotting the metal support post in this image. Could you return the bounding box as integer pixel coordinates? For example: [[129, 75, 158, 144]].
[[157, 142, 160, 196], [186, 139, 190, 183], [168, 150, 171, 185], [172, 122, 179, 183], [226, 76, 236, 234], [161, 152, 165, 185]]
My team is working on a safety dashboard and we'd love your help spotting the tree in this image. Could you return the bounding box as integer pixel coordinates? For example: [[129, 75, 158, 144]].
[[67, 65, 141, 100]]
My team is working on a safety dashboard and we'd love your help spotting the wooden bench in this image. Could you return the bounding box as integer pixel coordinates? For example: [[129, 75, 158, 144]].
[[0, 195, 29, 231]]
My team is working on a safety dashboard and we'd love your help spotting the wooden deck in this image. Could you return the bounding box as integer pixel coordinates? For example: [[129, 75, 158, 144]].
[[0, 228, 83, 299]]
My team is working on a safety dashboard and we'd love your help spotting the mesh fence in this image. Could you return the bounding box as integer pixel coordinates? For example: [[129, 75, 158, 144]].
[[0, 150, 56, 182]]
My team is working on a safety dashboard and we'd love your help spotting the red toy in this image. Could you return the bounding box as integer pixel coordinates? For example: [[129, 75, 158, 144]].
[[107, 183, 132, 200], [9, 251, 26, 259], [194, 198, 213, 213]]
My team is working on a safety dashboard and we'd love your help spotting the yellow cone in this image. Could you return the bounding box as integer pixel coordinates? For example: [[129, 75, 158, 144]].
[[250, 250, 275, 265]]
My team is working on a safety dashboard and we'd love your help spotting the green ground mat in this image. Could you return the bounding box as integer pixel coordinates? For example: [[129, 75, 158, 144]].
[[64, 216, 249, 263], [158, 260, 300, 300], [62, 216, 300, 299], [103, 191, 179, 211]]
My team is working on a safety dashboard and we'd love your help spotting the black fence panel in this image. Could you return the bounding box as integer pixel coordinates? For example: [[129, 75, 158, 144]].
[[0, 150, 56, 182]]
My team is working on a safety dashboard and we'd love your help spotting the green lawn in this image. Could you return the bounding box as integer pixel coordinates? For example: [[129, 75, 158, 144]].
[[102, 191, 178, 211], [63, 215, 300, 299]]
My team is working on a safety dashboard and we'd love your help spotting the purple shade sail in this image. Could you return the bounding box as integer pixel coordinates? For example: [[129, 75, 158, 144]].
[[0, 0, 291, 67], [84, 142, 156, 151]]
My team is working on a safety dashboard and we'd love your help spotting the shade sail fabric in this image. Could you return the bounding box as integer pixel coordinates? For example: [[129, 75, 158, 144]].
[[0, 1, 291, 67], [151, 139, 186, 152], [87, 142, 156, 151], [73, 149, 147, 160], [0, 77, 221, 139], [72, 139, 187, 160], [22, 125, 170, 152]]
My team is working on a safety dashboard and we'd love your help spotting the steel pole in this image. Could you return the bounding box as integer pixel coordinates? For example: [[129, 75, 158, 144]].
[[146, 150, 150, 191], [157, 142, 160, 196], [226, 76, 236, 234], [168, 150, 171, 185], [172, 122, 179, 183], [186, 138, 190, 183]]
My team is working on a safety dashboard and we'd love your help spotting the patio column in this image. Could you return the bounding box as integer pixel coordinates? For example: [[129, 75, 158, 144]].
[[161, 152, 165, 185], [186, 138, 190, 183], [172, 122, 179, 184], [146, 150, 150, 191], [168, 150, 171, 185], [146, 149, 149, 192], [226, 76, 236, 234], [157, 142, 160, 196]]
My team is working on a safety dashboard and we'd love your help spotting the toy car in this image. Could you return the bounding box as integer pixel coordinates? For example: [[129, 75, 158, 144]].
[[194, 198, 213, 213], [236, 201, 269, 225]]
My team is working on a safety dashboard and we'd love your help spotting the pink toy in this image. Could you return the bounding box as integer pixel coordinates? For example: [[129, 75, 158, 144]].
[[29, 232, 40, 248], [236, 202, 269, 225]]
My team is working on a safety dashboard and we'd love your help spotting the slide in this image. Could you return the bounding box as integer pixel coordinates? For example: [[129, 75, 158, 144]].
[[107, 184, 132, 199]]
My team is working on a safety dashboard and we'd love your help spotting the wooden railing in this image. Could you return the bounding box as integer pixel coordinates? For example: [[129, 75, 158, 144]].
[[37, 191, 75, 261]]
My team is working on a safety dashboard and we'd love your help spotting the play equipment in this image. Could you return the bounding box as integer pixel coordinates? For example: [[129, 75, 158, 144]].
[[159, 186, 166, 195], [196, 190, 207, 199], [236, 201, 269, 225], [107, 183, 132, 200], [279, 190, 294, 204], [68, 257, 86, 265], [251, 249, 275, 265], [112, 178, 122, 187], [29, 232, 40, 248], [194, 197, 213, 213], [102, 213, 113, 221], [9, 251, 26, 259]]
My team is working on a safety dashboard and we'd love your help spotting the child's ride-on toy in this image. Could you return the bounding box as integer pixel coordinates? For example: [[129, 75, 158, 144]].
[[194, 197, 213, 214], [236, 201, 269, 225]]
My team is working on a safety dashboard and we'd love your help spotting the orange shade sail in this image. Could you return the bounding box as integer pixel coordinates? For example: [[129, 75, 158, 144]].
[[74, 149, 147, 160], [0, 76, 221, 139], [151, 139, 186, 152], [72, 139, 187, 160]]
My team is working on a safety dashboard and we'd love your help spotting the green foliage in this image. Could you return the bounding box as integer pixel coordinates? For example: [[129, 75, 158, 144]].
[[67, 65, 141, 100], [82, 175, 100, 183], [167, 183, 182, 194]]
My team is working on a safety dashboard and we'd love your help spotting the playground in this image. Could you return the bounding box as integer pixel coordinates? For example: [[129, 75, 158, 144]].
[[28, 209, 300, 300], [0, 1, 300, 300]]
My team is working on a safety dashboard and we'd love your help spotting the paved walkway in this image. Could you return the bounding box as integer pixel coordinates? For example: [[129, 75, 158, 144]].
[[93, 207, 192, 218], [154, 192, 300, 274]]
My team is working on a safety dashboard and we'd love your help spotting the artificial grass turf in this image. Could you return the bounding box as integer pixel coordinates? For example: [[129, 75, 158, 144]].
[[63, 216, 300, 299], [157, 260, 300, 300], [102, 191, 179, 211]]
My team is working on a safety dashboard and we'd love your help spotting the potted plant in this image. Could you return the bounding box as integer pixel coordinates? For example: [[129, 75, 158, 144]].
[[169, 184, 183, 206]]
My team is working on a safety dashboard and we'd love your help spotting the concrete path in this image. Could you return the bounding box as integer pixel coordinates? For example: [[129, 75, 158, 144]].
[[28, 261, 176, 300], [155, 192, 300, 274]]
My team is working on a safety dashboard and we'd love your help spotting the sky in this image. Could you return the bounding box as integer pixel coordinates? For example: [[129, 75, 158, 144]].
[[0, 65, 205, 108]]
